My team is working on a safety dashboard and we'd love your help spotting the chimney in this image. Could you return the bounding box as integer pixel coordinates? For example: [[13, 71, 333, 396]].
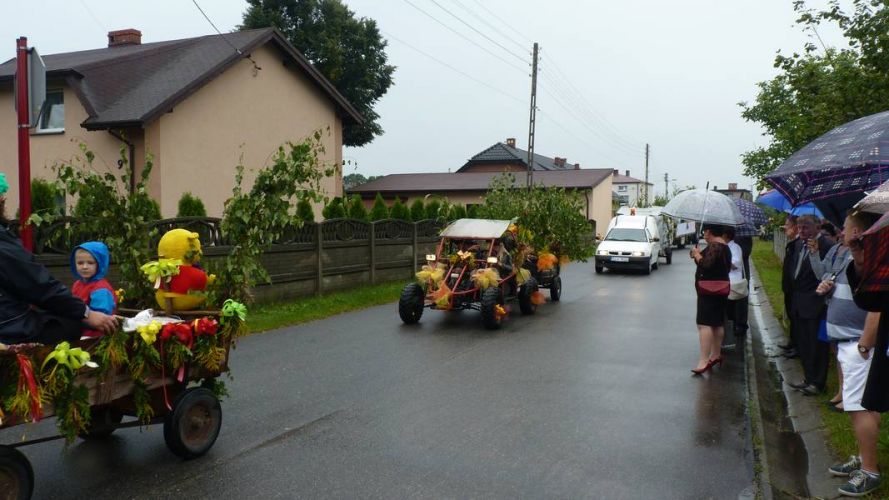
[[108, 29, 142, 47], [574, 163, 580, 170], [553, 157, 560, 166], [625, 170, 630, 177], [505, 138, 516, 148], [728, 182, 738, 190], [613, 169, 619, 175]]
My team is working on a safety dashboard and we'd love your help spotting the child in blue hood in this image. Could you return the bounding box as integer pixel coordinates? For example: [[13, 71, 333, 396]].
[[70, 241, 117, 337]]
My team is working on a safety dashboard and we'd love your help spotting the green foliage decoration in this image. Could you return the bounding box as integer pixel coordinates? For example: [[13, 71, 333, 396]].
[[369, 192, 389, 221], [176, 192, 208, 217], [347, 194, 368, 220], [478, 174, 594, 261], [217, 133, 331, 303]]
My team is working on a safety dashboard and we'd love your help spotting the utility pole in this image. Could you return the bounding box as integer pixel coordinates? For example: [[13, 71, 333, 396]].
[[526, 42, 538, 190], [643, 143, 650, 207], [664, 172, 669, 200]]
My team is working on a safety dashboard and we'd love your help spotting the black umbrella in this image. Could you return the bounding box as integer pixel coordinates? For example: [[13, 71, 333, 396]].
[[765, 109, 889, 224]]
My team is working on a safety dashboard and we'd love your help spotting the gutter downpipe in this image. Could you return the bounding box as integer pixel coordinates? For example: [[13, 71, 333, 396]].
[[108, 129, 136, 195]]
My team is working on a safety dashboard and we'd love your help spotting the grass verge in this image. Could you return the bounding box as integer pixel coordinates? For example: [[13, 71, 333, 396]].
[[752, 239, 889, 492], [248, 280, 405, 333]]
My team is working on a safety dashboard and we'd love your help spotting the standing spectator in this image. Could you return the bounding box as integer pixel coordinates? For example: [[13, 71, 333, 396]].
[[690, 224, 732, 374], [780, 216, 801, 356], [734, 228, 754, 337], [724, 227, 747, 349], [787, 215, 833, 395], [840, 210, 885, 497]]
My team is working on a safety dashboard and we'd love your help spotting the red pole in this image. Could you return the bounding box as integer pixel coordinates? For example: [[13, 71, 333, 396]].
[[15, 36, 33, 251]]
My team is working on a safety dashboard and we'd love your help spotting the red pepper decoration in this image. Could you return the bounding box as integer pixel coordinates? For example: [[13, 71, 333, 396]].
[[16, 354, 42, 422]]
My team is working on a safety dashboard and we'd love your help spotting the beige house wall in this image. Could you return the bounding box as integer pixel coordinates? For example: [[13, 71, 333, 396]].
[[1, 43, 344, 220], [589, 175, 613, 236], [155, 44, 342, 218], [0, 83, 126, 212]]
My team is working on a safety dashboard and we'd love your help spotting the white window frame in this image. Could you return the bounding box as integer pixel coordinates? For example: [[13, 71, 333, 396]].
[[35, 89, 65, 134]]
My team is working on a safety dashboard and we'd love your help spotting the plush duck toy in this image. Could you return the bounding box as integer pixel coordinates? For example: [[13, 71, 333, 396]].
[[154, 229, 210, 311]]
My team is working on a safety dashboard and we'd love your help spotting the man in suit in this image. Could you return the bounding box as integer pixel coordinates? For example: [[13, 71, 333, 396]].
[[787, 214, 833, 395], [780, 216, 800, 356]]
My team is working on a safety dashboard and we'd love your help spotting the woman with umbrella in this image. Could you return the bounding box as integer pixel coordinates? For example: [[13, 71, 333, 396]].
[[662, 189, 745, 374]]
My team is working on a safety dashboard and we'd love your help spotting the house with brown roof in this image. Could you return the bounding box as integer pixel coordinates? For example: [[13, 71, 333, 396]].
[[0, 28, 362, 218], [611, 169, 653, 207], [348, 139, 614, 231]]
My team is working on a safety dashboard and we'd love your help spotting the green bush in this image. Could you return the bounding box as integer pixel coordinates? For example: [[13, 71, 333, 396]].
[[322, 197, 346, 219], [425, 200, 442, 221], [176, 192, 207, 217], [348, 194, 368, 220], [409, 199, 425, 221], [448, 204, 467, 220], [369, 193, 389, 221], [31, 178, 62, 215], [389, 197, 410, 220], [466, 204, 479, 218], [296, 198, 315, 223]]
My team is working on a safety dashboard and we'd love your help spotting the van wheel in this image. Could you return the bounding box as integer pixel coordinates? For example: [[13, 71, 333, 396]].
[[666, 249, 673, 265], [643, 263, 651, 275], [595, 265, 603, 274]]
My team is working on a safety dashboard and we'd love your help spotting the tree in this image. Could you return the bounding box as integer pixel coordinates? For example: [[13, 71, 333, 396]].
[[369, 192, 389, 221], [347, 194, 368, 220], [739, 0, 889, 188], [177, 192, 207, 217], [466, 204, 479, 218], [296, 198, 315, 222], [31, 178, 62, 216], [448, 204, 467, 220], [322, 197, 346, 219], [425, 199, 442, 221], [652, 194, 670, 207], [241, 0, 395, 146], [389, 197, 409, 220], [409, 199, 425, 221]]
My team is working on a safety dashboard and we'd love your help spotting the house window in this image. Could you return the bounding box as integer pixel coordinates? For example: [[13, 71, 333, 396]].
[[36, 90, 64, 133], [617, 185, 627, 192]]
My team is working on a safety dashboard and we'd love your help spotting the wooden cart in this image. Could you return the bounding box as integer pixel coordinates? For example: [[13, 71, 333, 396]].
[[0, 311, 231, 500]]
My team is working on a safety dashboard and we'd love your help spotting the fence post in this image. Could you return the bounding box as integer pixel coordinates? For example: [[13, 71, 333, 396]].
[[315, 223, 323, 295], [370, 222, 376, 284], [412, 222, 419, 275]]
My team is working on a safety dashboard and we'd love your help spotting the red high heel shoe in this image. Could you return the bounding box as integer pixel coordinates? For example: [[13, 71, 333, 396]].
[[691, 364, 711, 375], [709, 357, 723, 368]]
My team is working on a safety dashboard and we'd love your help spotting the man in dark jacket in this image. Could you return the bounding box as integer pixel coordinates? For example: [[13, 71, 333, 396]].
[[787, 214, 833, 394], [0, 181, 117, 344], [780, 216, 800, 356]]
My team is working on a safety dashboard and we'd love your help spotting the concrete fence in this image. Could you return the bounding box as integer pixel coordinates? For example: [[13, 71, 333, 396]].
[[772, 229, 788, 260], [32, 217, 446, 304]]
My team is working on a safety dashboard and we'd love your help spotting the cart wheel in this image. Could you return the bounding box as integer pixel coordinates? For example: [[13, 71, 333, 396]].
[[0, 445, 33, 500], [550, 276, 562, 302], [164, 387, 222, 459], [80, 407, 123, 439], [518, 277, 538, 315], [480, 287, 503, 330]]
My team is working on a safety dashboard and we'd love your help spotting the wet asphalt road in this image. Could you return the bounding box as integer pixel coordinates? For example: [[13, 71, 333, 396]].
[[4, 255, 754, 499]]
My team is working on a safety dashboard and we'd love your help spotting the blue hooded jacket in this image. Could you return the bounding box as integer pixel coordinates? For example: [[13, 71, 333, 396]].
[[70, 241, 115, 314]]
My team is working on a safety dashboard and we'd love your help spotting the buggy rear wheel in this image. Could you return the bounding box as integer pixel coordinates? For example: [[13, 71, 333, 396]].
[[519, 277, 539, 315], [480, 287, 504, 330], [164, 387, 222, 459], [0, 445, 33, 500], [398, 283, 425, 324], [550, 276, 562, 301]]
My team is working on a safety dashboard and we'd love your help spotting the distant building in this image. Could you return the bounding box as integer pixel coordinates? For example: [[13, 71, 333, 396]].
[[611, 169, 653, 207], [715, 183, 752, 202]]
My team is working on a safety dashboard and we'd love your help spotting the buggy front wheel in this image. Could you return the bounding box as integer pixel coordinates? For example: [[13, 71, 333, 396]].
[[480, 287, 504, 330], [398, 283, 425, 324]]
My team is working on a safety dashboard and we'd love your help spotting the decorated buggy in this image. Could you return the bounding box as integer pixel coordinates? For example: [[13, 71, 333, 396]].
[[398, 219, 561, 330], [0, 229, 248, 500]]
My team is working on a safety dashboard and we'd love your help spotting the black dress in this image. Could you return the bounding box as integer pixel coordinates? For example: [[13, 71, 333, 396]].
[[695, 242, 731, 327]]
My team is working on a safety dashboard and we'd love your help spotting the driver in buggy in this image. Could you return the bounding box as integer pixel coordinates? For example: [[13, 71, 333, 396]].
[[494, 232, 516, 295]]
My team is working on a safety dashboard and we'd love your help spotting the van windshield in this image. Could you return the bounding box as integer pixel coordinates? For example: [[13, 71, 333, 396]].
[[605, 228, 648, 242]]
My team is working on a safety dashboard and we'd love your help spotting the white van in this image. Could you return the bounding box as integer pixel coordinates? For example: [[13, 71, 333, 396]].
[[595, 214, 663, 274]]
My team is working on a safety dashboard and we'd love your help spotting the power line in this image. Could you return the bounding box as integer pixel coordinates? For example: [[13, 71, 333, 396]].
[[192, 0, 261, 72], [432, 0, 528, 59], [469, 0, 532, 46], [401, 0, 528, 74], [537, 109, 630, 169], [450, 0, 527, 52], [382, 30, 526, 106]]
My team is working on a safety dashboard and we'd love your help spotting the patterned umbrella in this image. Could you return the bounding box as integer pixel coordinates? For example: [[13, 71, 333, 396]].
[[734, 198, 768, 226], [765, 109, 889, 209]]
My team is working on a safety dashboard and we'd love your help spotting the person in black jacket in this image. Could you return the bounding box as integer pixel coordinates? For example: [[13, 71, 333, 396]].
[[787, 214, 833, 395], [780, 216, 800, 356], [0, 185, 117, 344]]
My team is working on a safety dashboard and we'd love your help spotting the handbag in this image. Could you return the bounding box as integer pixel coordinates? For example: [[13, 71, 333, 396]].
[[728, 279, 749, 300], [697, 280, 730, 296]]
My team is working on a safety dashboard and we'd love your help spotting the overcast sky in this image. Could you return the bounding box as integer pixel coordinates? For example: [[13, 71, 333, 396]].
[[2, 0, 848, 197]]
